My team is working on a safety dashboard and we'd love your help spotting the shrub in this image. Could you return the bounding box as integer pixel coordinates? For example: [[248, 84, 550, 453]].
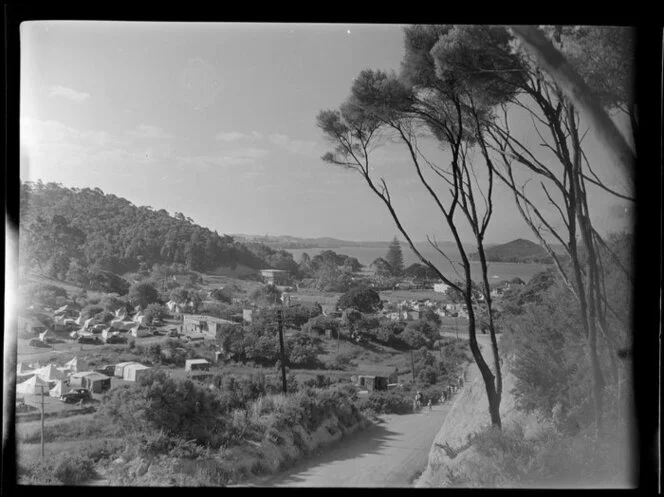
[[210, 287, 233, 304], [99, 370, 226, 446], [286, 332, 324, 368], [337, 286, 382, 313], [418, 365, 438, 385], [144, 303, 168, 323], [53, 455, 96, 485], [357, 390, 413, 414]]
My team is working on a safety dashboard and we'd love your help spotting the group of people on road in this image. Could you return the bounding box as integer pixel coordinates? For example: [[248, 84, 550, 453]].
[[414, 374, 466, 412]]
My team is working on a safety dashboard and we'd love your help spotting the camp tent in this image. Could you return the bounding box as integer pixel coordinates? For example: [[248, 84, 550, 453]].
[[35, 364, 66, 382], [64, 357, 87, 373], [54, 305, 69, 315], [114, 362, 139, 378], [16, 362, 34, 375], [49, 379, 71, 398], [133, 315, 149, 326], [123, 363, 151, 382], [130, 325, 150, 338], [185, 359, 211, 372], [16, 375, 49, 395]]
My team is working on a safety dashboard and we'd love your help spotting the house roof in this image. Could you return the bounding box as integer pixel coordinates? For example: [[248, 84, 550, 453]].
[[125, 363, 150, 371], [75, 371, 111, 381], [186, 359, 210, 365]]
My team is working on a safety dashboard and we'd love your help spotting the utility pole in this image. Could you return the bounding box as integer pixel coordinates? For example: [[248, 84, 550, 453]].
[[410, 350, 416, 382], [40, 385, 45, 459], [276, 308, 288, 394]]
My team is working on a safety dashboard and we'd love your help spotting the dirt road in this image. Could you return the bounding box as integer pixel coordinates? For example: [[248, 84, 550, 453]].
[[257, 405, 453, 487]]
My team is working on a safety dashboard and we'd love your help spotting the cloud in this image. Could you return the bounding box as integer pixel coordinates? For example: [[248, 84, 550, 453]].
[[180, 148, 269, 168], [48, 86, 91, 103], [127, 124, 173, 140], [215, 131, 247, 142], [214, 130, 264, 142], [267, 133, 320, 157]]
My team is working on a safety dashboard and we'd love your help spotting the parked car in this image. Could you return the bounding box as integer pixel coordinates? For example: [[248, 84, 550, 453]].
[[167, 329, 179, 338], [105, 335, 127, 344], [60, 388, 92, 404], [28, 338, 51, 348], [77, 336, 101, 344]]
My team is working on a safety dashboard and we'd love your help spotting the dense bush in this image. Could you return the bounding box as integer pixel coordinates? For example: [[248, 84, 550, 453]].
[[98, 370, 227, 446], [53, 455, 97, 485], [399, 326, 430, 349], [144, 303, 168, 323], [499, 283, 599, 427], [81, 304, 104, 320], [250, 284, 282, 306], [286, 332, 324, 368], [19, 454, 97, 485], [357, 389, 413, 414], [100, 294, 129, 313], [128, 282, 160, 309], [337, 286, 382, 313], [302, 314, 340, 337], [283, 302, 323, 329], [21, 283, 68, 308], [444, 420, 632, 488]]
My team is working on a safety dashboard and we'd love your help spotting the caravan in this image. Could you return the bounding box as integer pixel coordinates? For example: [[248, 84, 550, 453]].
[[123, 363, 151, 382]]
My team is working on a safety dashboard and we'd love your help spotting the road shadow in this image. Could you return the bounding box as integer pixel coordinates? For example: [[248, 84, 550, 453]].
[[260, 422, 402, 487]]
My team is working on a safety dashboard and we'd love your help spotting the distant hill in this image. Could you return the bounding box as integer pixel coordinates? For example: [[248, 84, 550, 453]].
[[18, 182, 291, 282], [231, 234, 394, 250], [470, 238, 554, 264]]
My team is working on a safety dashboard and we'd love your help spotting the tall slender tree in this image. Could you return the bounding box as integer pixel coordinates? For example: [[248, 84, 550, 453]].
[[385, 236, 404, 276], [317, 37, 504, 427], [428, 24, 635, 432]]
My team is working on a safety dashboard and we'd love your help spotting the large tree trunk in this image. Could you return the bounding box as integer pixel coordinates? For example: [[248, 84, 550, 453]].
[[466, 290, 501, 428]]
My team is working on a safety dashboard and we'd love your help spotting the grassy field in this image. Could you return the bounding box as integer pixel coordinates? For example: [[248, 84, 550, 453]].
[[21, 272, 106, 301]]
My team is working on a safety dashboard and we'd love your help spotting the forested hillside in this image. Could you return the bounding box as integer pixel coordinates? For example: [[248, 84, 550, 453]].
[[18, 181, 295, 283], [470, 238, 554, 264]]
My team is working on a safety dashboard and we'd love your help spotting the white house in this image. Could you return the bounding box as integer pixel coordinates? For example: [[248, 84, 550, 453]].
[[433, 282, 450, 293]]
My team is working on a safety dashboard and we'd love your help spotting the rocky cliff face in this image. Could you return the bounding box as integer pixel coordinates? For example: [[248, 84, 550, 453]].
[[415, 344, 551, 487]]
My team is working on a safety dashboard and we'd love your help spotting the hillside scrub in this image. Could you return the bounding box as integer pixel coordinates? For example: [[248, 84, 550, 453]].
[[91, 373, 367, 486], [419, 259, 633, 488], [19, 454, 97, 485], [444, 418, 632, 488]]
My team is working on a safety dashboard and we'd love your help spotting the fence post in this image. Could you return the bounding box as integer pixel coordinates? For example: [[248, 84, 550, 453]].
[[40, 385, 45, 459], [276, 308, 287, 394]]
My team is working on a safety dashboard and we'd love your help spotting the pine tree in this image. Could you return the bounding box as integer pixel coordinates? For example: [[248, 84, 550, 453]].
[[385, 236, 404, 276]]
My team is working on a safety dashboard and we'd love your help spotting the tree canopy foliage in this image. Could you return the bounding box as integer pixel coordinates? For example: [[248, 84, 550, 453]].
[[19, 182, 290, 281], [337, 286, 382, 313]]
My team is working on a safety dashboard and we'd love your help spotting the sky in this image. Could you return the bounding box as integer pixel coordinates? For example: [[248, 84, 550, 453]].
[[19, 22, 634, 244]]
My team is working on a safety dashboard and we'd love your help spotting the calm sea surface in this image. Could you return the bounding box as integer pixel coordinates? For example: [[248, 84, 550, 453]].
[[285, 244, 549, 283]]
